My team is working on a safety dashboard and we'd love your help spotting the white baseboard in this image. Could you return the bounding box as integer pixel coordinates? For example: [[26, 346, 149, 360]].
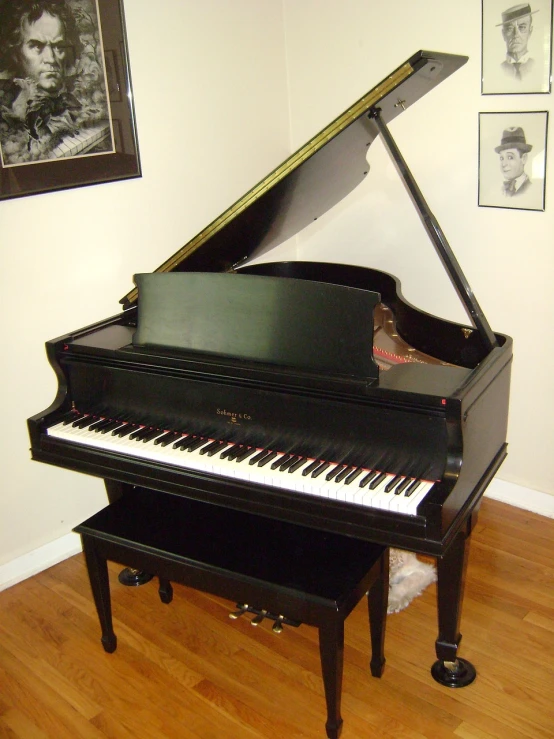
[[1, 481, 552, 592], [0, 532, 82, 593], [485, 478, 554, 518]]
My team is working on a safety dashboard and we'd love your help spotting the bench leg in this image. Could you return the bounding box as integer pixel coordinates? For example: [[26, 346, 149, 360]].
[[319, 621, 344, 739], [368, 550, 389, 678], [81, 536, 117, 653]]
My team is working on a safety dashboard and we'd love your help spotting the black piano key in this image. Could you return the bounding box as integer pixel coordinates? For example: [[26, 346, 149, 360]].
[[385, 475, 402, 493], [302, 459, 322, 476], [257, 451, 278, 467], [311, 461, 331, 478], [129, 427, 149, 440], [113, 424, 136, 438], [279, 455, 299, 472], [154, 431, 180, 446], [405, 479, 422, 497], [199, 440, 222, 455], [141, 428, 163, 443], [394, 477, 412, 495], [60, 411, 82, 425], [220, 444, 238, 459], [98, 420, 125, 434], [325, 465, 345, 482], [369, 472, 387, 490], [344, 468, 362, 485], [207, 441, 229, 457], [87, 417, 109, 431], [69, 413, 88, 427], [186, 437, 208, 452], [359, 471, 377, 488], [249, 449, 270, 465], [234, 446, 256, 462], [288, 457, 306, 473], [73, 415, 95, 428], [335, 466, 354, 483], [272, 454, 291, 470], [225, 445, 246, 461], [173, 435, 192, 450]]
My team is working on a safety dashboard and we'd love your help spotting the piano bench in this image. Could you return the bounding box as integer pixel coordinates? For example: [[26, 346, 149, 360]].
[[75, 486, 389, 739]]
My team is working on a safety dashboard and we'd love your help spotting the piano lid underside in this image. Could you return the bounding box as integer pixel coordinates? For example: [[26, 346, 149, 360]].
[[121, 51, 468, 307]]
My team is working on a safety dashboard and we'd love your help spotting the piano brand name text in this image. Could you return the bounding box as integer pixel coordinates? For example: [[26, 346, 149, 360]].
[[217, 408, 252, 421]]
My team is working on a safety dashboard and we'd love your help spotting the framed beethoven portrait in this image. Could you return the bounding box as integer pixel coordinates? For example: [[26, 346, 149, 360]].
[[478, 111, 548, 211], [481, 0, 553, 94], [0, 0, 140, 201]]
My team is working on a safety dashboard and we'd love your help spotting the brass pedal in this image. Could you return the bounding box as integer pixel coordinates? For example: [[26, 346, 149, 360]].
[[229, 603, 249, 620], [250, 609, 268, 626], [228, 604, 301, 631]]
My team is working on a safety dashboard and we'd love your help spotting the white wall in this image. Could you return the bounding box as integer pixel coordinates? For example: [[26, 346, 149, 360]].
[[2, 0, 553, 584], [0, 0, 290, 569], [282, 0, 554, 497]]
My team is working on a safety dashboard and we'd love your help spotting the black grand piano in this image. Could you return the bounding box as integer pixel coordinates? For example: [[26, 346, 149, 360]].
[[28, 51, 512, 691]]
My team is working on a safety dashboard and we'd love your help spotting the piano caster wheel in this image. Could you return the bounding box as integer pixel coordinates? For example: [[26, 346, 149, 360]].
[[118, 568, 154, 586], [431, 658, 476, 688]]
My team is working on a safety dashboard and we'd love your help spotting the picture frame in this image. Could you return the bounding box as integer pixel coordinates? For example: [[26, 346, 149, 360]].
[[0, 0, 140, 201], [478, 111, 548, 211], [481, 0, 553, 94]]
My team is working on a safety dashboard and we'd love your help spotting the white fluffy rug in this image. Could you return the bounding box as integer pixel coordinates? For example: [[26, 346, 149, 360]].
[[387, 549, 437, 614]]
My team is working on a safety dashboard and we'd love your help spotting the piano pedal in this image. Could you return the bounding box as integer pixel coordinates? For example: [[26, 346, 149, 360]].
[[228, 604, 301, 633], [250, 609, 268, 626], [229, 603, 250, 619]]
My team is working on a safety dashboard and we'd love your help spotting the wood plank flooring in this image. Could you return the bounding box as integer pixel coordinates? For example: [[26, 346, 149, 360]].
[[1, 498, 553, 738]]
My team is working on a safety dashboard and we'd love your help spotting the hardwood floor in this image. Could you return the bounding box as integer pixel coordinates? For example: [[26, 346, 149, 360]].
[[1, 498, 553, 738]]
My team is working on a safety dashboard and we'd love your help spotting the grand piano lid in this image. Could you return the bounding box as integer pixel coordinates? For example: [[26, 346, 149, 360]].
[[121, 50, 468, 309]]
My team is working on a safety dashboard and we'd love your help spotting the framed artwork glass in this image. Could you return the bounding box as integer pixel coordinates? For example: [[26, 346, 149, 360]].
[[478, 110, 548, 211], [481, 0, 553, 94], [0, 0, 140, 201]]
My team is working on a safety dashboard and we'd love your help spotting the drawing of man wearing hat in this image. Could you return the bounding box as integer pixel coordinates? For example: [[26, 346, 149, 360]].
[[498, 3, 539, 79], [495, 127, 533, 196]]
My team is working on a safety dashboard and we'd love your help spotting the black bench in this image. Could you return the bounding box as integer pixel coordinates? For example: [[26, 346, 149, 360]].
[[75, 487, 389, 739]]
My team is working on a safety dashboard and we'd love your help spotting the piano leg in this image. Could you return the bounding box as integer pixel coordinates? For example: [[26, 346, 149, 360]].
[[432, 526, 476, 687], [319, 620, 344, 739], [81, 536, 117, 653], [104, 480, 154, 586]]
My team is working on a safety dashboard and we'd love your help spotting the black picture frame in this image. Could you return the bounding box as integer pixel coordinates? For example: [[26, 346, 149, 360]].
[[478, 110, 548, 211], [0, 0, 140, 201], [481, 0, 553, 94]]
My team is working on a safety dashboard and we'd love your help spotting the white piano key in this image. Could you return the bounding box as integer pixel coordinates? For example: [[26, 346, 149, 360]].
[[46, 418, 434, 516]]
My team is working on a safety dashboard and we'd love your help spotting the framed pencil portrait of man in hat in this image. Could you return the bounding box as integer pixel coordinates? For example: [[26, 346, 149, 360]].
[[478, 111, 548, 210], [481, 0, 552, 93]]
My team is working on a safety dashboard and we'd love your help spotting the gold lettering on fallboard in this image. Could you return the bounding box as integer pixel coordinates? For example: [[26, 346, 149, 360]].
[[216, 408, 252, 421]]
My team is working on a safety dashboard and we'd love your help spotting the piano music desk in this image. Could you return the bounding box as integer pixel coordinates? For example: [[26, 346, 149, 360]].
[[75, 487, 389, 739]]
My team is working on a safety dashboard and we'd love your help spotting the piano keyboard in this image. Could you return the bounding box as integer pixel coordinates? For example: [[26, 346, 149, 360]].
[[46, 412, 434, 516]]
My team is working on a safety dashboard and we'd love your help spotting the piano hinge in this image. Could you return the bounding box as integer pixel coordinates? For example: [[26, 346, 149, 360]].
[[229, 256, 249, 272]]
